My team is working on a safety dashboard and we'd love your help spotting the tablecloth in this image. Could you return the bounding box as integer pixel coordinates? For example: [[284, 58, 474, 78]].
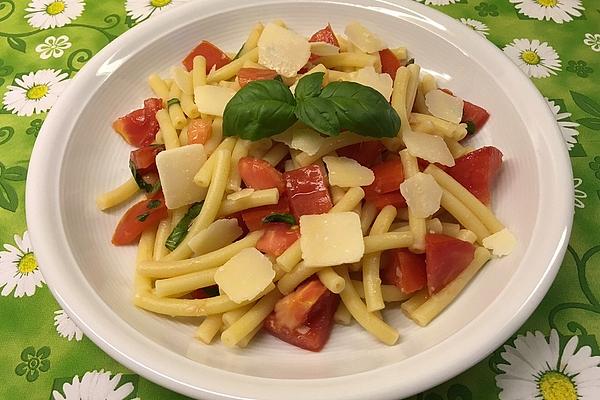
[[0, 0, 598, 399]]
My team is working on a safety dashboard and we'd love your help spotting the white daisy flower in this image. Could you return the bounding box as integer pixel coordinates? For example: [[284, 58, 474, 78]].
[[496, 329, 600, 399], [25, 0, 85, 30], [459, 18, 489, 37], [2, 69, 70, 116], [574, 178, 587, 209], [52, 370, 135, 400], [503, 38, 561, 78], [413, 0, 458, 5], [125, 0, 189, 24], [0, 231, 45, 297], [510, 0, 584, 24], [35, 35, 72, 60], [583, 33, 600, 52], [54, 309, 84, 341], [545, 98, 579, 150]]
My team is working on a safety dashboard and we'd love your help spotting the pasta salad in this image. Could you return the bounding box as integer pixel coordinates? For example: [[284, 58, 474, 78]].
[[97, 21, 516, 351]]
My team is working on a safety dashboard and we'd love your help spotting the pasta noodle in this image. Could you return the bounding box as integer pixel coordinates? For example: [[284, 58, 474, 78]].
[[261, 142, 288, 167], [227, 138, 251, 192], [195, 315, 222, 344], [153, 267, 217, 298], [191, 55, 207, 88], [351, 280, 410, 303], [155, 109, 180, 149], [207, 47, 259, 84], [96, 178, 139, 211], [148, 73, 170, 100], [218, 188, 279, 216], [439, 188, 491, 242], [318, 53, 378, 69], [153, 218, 171, 261], [363, 231, 414, 253], [317, 267, 345, 294], [400, 149, 426, 252], [167, 84, 187, 130]]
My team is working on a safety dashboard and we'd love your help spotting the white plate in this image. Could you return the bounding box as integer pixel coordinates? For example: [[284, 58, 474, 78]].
[[26, 0, 573, 399]]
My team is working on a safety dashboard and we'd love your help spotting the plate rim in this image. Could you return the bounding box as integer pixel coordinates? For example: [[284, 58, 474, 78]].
[[25, 0, 573, 399]]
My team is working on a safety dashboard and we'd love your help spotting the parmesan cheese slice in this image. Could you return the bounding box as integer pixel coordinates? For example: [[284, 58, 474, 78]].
[[347, 66, 393, 101], [156, 144, 207, 209], [258, 23, 311, 78], [403, 129, 455, 167], [291, 128, 326, 156], [310, 41, 340, 56], [194, 85, 236, 117], [214, 248, 275, 303], [482, 228, 517, 257], [344, 21, 387, 53], [399, 172, 443, 218], [323, 156, 375, 187], [425, 89, 464, 124], [300, 212, 365, 267]]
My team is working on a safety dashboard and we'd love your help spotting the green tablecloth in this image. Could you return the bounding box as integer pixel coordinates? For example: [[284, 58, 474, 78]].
[[1, 0, 598, 399]]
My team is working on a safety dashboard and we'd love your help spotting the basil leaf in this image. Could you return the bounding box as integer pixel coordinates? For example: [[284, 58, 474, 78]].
[[147, 199, 161, 209], [295, 72, 324, 100], [164, 201, 204, 251], [137, 212, 149, 222], [320, 82, 400, 138], [129, 160, 159, 193], [295, 97, 340, 136], [167, 98, 180, 107], [465, 120, 476, 135], [223, 79, 297, 140], [232, 43, 245, 60], [262, 213, 297, 225]]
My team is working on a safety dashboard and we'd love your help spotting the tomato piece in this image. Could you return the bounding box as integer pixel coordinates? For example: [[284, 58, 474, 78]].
[[187, 119, 212, 145], [283, 165, 333, 218], [241, 196, 290, 231], [237, 68, 278, 88], [462, 101, 490, 133], [256, 223, 301, 257], [381, 249, 427, 294], [182, 40, 231, 73], [364, 159, 404, 198], [112, 98, 163, 147], [264, 280, 339, 352], [239, 157, 285, 193], [369, 191, 407, 210], [130, 144, 164, 171], [112, 196, 168, 245], [309, 24, 339, 46], [425, 234, 475, 294], [336, 141, 385, 167], [446, 146, 503, 205], [379, 49, 402, 80]]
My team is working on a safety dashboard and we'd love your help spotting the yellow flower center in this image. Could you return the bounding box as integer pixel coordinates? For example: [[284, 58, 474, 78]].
[[150, 0, 172, 7], [538, 371, 577, 400], [521, 50, 541, 65], [26, 85, 49, 100], [46, 1, 65, 15], [18, 252, 38, 274], [536, 0, 558, 6]]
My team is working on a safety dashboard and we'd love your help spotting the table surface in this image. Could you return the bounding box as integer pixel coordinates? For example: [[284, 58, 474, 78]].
[[1, 0, 599, 399]]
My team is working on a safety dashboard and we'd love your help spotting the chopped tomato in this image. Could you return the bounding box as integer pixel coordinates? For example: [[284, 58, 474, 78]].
[[189, 288, 208, 299], [256, 223, 301, 257], [462, 101, 490, 133], [112, 195, 168, 245], [130, 144, 164, 192], [241, 196, 290, 231], [336, 141, 385, 167], [381, 249, 427, 294], [369, 191, 407, 210], [264, 280, 339, 352], [283, 165, 333, 218], [238, 157, 285, 193], [130, 144, 164, 171], [182, 40, 231, 73], [446, 146, 503, 204], [364, 159, 404, 198], [237, 68, 278, 88], [187, 119, 212, 145], [425, 234, 475, 294], [309, 24, 340, 46], [379, 49, 402, 80], [112, 98, 163, 147]]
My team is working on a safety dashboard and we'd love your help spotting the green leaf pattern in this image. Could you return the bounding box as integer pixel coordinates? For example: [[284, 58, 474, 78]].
[[0, 0, 598, 399]]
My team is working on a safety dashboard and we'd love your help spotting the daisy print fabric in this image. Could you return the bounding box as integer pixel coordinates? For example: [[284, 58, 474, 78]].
[[54, 310, 84, 341], [52, 370, 135, 400], [125, 0, 189, 24], [35, 35, 72, 60], [25, 0, 85, 30], [510, 0, 584, 24], [2, 69, 70, 116], [0, 231, 44, 297], [496, 330, 600, 399], [503, 38, 561, 78]]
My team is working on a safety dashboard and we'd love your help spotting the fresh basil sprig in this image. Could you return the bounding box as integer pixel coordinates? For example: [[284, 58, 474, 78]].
[[262, 213, 297, 225], [223, 72, 400, 140], [164, 201, 204, 251]]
